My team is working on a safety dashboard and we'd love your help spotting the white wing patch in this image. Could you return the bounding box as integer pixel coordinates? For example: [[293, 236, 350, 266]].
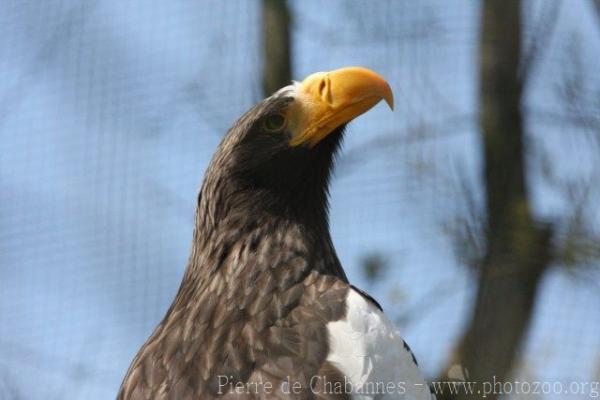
[[326, 289, 434, 400]]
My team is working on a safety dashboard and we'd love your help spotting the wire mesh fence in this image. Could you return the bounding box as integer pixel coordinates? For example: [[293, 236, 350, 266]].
[[0, 1, 599, 399]]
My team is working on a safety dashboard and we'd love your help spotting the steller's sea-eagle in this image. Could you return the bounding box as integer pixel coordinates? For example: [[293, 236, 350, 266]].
[[118, 67, 433, 399]]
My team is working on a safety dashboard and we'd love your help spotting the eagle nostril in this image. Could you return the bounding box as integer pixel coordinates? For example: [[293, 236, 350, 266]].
[[318, 79, 326, 98], [319, 76, 332, 105]]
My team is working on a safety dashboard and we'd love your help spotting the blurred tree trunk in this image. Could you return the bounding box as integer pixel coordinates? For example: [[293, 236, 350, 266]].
[[592, 0, 600, 36], [438, 1, 553, 398], [593, 0, 600, 21], [261, 0, 292, 97]]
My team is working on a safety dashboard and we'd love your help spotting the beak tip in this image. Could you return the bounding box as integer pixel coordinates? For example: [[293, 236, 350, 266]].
[[385, 95, 394, 111], [382, 80, 394, 111]]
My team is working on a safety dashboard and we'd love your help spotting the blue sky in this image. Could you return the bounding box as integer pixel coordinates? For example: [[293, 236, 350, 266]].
[[0, 1, 599, 398]]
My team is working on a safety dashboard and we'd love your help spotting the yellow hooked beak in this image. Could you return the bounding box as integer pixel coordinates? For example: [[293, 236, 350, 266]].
[[287, 67, 394, 147]]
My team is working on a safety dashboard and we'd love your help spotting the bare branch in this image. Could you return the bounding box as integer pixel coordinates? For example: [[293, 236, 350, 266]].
[[592, 0, 600, 26], [520, 0, 563, 89], [0, 3, 97, 131], [336, 113, 476, 176]]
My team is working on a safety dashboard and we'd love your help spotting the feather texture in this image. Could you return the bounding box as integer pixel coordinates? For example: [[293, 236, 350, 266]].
[[117, 83, 431, 400]]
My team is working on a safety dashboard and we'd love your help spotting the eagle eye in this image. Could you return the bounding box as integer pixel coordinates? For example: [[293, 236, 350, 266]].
[[263, 113, 287, 133]]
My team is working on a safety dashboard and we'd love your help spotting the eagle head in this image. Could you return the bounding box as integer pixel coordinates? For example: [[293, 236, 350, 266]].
[[201, 67, 394, 227]]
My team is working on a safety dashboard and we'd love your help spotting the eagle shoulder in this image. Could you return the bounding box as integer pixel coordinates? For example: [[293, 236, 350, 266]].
[[326, 288, 434, 400]]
